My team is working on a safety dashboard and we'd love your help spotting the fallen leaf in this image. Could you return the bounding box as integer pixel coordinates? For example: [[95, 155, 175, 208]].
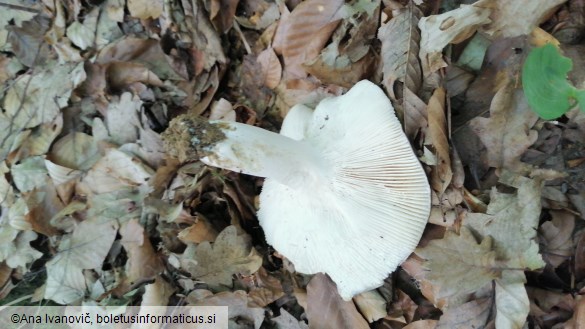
[[418, 0, 493, 75], [119, 219, 164, 290], [104, 92, 142, 145], [353, 290, 387, 323], [257, 47, 282, 89], [469, 80, 538, 172], [127, 0, 163, 19], [2, 62, 85, 130], [191, 290, 264, 329], [44, 217, 118, 304], [416, 227, 499, 300], [276, 0, 345, 78], [210, 0, 240, 33], [79, 149, 154, 195], [435, 297, 491, 328], [403, 320, 439, 329], [180, 225, 262, 287], [483, 0, 567, 38], [426, 87, 452, 195], [466, 176, 545, 271], [539, 210, 575, 268], [495, 270, 530, 329], [304, 1, 380, 87], [305, 273, 369, 329], [273, 308, 308, 329], [378, 3, 423, 96]]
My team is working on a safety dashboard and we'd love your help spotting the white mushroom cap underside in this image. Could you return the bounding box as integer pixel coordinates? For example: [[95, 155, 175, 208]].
[[258, 80, 431, 300]]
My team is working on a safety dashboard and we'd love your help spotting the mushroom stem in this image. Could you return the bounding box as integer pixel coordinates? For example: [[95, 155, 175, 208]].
[[199, 121, 328, 188]]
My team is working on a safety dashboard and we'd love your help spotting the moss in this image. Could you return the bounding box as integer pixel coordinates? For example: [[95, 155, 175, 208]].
[[161, 113, 229, 162]]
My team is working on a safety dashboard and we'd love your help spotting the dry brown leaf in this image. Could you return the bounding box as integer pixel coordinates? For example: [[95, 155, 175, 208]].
[[78, 149, 154, 195], [191, 290, 265, 329], [402, 256, 447, 309], [539, 211, 575, 268], [353, 290, 387, 323], [127, 0, 163, 19], [378, 2, 423, 97], [44, 217, 118, 304], [482, 0, 566, 38], [140, 277, 175, 306], [97, 37, 188, 81], [564, 295, 585, 329], [272, 308, 309, 329], [210, 98, 236, 121], [305, 273, 369, 329], [210, 0, 240, 33], [403, 320, 439, 329], [469, 81, 538, 172], [426, 87, 452, 195], [436, 297, 491, 328], [246, 267, 285, 308], [256, 47, 282, 89], [6, 15, 54, 67], [275, 0, 345, 78], [178, 215, 219, 244], [48, 132, 99, 171], [106, 62, 164, 91], [415, 227, 499, 301], [105, 92, 142, 145], [119, 219, 164, 289], [403, 87, 428, 139], [304, 2, 380, 87], [418, 0, 493, 75], [180, 225, 262, 288]]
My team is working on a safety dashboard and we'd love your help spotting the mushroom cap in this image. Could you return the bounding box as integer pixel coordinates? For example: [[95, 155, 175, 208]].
[[258, 80, 430, 299]]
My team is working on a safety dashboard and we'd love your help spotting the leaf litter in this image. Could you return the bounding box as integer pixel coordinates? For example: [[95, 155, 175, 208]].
[[0, 0, 584, 328]]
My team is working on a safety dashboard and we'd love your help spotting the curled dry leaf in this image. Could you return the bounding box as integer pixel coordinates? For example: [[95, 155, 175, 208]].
[[209, 98, 236, 121], [539, 210, 575, 268], [256, 47, 282, 89], [49, 132, 100, 171], [178, 215, 219, 244], [119, 219, 164, 291], [275, 0, 345, 78], [482, 0, 566, 38], [418, 0, 493, 75], [426, 87, 452, 195], [209, 0, 240, 33], [79, 149, 154, 195], [304, 1, 380, 87]]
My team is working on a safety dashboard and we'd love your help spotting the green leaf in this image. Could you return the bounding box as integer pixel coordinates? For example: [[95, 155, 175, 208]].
[[522, 43, 582, 119]]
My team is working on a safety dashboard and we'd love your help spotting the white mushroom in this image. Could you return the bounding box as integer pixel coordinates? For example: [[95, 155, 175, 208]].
[[163, 80, 430, 299]]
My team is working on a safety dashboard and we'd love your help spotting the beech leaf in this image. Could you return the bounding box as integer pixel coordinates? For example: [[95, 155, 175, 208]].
[[378, 3, 423, 95]]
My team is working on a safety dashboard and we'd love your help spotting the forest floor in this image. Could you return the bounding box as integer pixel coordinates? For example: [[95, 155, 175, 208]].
[[0, 0, 584, 328]]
